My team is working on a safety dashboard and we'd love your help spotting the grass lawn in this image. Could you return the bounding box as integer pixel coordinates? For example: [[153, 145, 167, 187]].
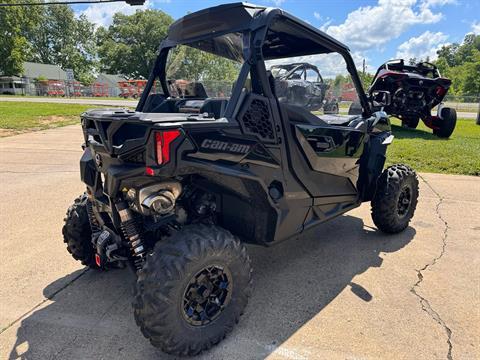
[[386, 117, 480, 176], [0, 102, 117, 136]]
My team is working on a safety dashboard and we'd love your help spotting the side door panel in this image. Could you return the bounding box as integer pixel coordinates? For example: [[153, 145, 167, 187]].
[[294, 124, 365, 184], [280, 119, 359, 198]]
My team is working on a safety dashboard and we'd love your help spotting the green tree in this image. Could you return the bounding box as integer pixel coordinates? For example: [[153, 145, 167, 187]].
[[358, 71, 374, 91], [332, 74, 348, 89], [435, 34, 480, 97], [166, 45, 240, 82], [441, 49, 480, 96], [26, 5, 97, 84], [97, 10, 173, 78], [0, 0, 41, 75], [437, 44, 458, 67], [435, 57, 449, 75]]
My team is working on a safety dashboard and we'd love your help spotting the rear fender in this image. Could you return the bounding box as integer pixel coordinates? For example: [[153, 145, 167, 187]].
[[80, 148, 102, 196]]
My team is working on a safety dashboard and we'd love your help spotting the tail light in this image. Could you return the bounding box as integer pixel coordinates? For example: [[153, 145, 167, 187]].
[[155, 130, 181, 165], [435, 86, 446, 97]]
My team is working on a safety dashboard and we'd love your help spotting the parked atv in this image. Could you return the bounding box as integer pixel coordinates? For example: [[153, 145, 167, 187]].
[[63, 3, 419, 356], [270, 62, 339, 113], [369, 59, 456, 138]]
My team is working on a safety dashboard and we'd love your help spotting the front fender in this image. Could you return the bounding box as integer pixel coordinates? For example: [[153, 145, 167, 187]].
[[357, 131, 392, 202]]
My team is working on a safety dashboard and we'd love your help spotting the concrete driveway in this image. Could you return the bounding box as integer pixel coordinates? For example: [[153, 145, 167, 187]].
[[0, 126, 478, 359]]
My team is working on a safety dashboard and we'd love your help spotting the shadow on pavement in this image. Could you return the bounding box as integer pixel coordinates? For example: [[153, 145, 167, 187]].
[[8, 214, 415, 360]]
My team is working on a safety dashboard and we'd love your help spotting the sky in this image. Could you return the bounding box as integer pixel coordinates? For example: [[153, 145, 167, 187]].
[[72, 0, 480, 72]]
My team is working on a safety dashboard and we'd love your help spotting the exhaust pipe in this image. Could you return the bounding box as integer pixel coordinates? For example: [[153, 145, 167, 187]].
[[138, 181, 182, 215]]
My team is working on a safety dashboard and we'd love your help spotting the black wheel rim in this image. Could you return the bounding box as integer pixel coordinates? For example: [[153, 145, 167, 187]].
[[182, 265, 232, 326], [397, 186, 412, 217]]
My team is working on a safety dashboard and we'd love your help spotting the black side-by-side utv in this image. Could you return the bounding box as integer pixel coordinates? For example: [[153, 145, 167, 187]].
[[62, 3, 419, 356], [269, 62, 339, 113]]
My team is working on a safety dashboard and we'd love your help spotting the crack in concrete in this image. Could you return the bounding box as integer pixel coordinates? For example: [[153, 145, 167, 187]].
[[0, 269, 88, 335], [412, 175, 453, 360]]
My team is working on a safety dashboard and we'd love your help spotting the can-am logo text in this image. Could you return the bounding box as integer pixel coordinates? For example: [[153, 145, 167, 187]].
[[201, 139, 251, 154]]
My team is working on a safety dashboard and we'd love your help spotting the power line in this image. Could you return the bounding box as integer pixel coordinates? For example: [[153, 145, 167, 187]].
[[0, 0, 144, 6]]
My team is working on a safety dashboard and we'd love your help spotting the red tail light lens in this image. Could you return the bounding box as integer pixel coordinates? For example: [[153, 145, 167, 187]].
[[155, 130, 181, 165], [145, 166, 155, 176], [435, 86, 446, 97]]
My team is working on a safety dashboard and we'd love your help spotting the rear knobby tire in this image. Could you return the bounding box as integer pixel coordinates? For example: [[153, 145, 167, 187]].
[[434, 107, 457, 138], [62, 193, 98, 268], [327, 103, 339, 114], [371, 164, 419, 233], [133, 224, 252, 356]]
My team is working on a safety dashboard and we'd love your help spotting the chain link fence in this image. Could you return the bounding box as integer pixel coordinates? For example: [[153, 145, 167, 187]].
[[442, 95, 480, 113], [0, 77, 121, 98]]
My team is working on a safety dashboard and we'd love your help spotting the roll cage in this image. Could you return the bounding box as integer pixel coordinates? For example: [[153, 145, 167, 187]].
[[270, 63, 324, 83], [373, 59, 443, 80], [136, 2, 371, 117]]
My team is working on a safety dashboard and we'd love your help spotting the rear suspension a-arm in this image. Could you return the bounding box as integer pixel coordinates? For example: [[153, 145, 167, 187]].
[[422, 114, 440, 130]]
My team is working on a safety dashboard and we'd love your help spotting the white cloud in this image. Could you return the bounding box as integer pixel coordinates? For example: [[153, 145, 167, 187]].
[[265, 51, 368, 79], [396, 31, 448, 60], [319, 19, 333, 32], [268, 0, 286, 6], [472, 21, 480, 35], [420, 0, 457, 8], [322, 0, 444, 52], [313, 11, 321, 20], [78, 0, 171, 28]]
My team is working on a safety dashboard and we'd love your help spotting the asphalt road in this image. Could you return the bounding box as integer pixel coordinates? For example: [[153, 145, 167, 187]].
[[0, 96, 478, 119], [0, 126, 479, 359]]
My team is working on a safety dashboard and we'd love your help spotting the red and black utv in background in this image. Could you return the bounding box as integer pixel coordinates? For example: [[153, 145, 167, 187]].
[[370, 59, 456, 138]]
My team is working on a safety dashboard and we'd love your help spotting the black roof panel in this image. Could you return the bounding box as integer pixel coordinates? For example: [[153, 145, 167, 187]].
[[165, 2, 350, 59], [167, 3, 265, 42]]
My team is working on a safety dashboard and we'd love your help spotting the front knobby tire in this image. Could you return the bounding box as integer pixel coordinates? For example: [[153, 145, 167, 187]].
[[401, 116, 420, 129], [371, 164, 419, 233], [434, 107, 457, 138], [133, 224, 253, 356], [62, 193, 99, 268]]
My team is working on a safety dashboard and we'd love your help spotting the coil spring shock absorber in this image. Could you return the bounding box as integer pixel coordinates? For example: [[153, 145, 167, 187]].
[[116, 201, 146, 271], [86, 199, 101, 234]]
